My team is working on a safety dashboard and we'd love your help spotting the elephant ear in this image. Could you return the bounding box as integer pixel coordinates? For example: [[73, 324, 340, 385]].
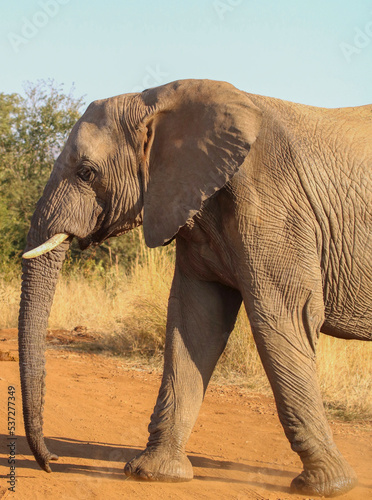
[[139, 79, 262, 248]]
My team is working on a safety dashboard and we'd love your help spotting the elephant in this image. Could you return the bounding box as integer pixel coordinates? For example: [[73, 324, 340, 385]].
[[19, 79, 371, 497]]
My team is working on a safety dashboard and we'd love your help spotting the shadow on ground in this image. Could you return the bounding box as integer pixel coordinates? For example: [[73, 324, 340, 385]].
[[0, 433, 294, 495]]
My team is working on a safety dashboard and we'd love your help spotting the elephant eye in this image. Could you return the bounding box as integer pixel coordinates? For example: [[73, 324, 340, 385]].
[[77, 165, 96, 183]]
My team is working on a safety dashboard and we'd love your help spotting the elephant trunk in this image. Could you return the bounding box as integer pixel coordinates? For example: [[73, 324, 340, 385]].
[[18, 236, 69, 472]]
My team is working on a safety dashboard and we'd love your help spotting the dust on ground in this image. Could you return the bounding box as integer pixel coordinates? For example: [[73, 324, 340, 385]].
[[0, 328, 371, 499]]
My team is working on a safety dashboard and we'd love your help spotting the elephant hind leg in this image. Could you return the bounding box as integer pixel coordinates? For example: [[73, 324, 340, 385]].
[[243, 270, 357, 497]]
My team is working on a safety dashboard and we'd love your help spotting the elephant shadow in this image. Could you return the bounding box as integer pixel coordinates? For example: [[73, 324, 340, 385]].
[[0, 434, 294, 493]]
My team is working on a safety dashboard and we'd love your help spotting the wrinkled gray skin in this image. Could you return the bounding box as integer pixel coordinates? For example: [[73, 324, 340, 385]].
[[19, 79, 371, 497]]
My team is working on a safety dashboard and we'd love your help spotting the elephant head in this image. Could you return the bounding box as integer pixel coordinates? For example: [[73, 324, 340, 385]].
[[18, 79, 262, 471]]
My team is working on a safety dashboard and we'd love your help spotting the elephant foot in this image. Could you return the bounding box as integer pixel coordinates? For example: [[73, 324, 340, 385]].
[[290, 460, 358, 497], [124, 446, 193, 482]]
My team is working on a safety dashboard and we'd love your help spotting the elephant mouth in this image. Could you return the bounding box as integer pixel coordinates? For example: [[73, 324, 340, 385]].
[[77, 225, 114, 250], [78, 221, 140, 251], [82, 225, 174, 249], [78, 234, 97, 251]]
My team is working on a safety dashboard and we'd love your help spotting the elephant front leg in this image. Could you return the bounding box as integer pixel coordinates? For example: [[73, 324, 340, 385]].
[[247, 295, 357, 497], [124, 266, 242, 481]]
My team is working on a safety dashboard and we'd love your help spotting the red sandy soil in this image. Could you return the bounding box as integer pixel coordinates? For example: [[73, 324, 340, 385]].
[[0, 328, 371, 500]]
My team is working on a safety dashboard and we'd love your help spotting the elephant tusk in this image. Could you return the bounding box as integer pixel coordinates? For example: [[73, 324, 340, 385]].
[[22, 233, 70, 259]]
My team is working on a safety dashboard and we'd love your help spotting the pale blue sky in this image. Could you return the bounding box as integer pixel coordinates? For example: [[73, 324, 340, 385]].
[[1, 0, 371, 108]]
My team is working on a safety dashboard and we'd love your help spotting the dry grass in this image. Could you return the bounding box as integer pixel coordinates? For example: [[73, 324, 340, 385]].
[[0, 275, 21, 328], [1, 231, 371, 421], [49, 233, 173, 355], [317, 336, 372, 421]]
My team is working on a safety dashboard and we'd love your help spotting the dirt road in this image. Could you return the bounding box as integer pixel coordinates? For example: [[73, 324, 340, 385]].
[[0, 328, 371, 499]]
